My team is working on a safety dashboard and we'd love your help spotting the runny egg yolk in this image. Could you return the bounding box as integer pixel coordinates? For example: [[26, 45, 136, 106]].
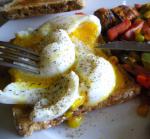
[[69, 21, 107, 58], [70, 21, 99, 49], [12, 33, 43, 52]]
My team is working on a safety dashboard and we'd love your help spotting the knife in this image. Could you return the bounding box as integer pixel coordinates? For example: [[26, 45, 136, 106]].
[[0, 0, 13, 27], [98, 41, 150, 52]]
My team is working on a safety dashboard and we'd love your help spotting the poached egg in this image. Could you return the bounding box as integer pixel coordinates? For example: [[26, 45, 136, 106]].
[[0, 14, 118, 122]]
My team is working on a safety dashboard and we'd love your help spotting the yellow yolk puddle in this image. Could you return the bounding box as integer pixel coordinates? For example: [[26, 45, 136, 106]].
[[9, 69, 58, 89], [11, 32, 55, 89]]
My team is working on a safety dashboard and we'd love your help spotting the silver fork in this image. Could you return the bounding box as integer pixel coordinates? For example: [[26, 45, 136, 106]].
[[0, 41, 40, 74], [0, 0, 13, 6]]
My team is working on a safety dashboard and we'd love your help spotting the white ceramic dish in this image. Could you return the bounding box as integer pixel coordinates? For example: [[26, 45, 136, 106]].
[[0, 0, 150, 139]]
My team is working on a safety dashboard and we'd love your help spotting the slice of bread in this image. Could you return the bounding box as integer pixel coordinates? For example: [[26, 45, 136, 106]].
[[12, 65, 141, 136], [0, 0, 85, 19]]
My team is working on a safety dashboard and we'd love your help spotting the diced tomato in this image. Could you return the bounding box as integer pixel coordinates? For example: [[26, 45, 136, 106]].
[[136, 75, 150, 89], [107, 19, 131, 41], [124, 19, 144, 40]]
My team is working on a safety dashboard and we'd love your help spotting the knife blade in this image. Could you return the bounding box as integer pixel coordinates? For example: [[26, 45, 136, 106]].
[[98, 41, 150, 52]]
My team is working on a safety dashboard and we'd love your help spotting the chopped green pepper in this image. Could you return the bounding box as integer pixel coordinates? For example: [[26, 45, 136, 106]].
[[135, 33, 145, 42]]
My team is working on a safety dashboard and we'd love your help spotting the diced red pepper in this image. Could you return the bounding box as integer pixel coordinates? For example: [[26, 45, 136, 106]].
[[136, 75, 150, 89], [107, 19, 131, 41], [133, 64, 150, 75], [134, 4, 142, 10], [123, 64, 135, 75], [123, 64, 150, 76], [124, 19, 144, 40], [142, 22, 150, 41], [142, 22, 150, 33], [123, 64, 150, 89], [147, 18, 150, 27]]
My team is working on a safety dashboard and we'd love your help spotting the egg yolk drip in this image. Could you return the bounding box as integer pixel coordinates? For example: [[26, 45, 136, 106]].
[[70, 21, 99, 49], [69, 21, 107, 59]]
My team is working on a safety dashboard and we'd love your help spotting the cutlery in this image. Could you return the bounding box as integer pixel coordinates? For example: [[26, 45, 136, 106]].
[[98, 41, 150, 52], [0, 41, 40, 74]]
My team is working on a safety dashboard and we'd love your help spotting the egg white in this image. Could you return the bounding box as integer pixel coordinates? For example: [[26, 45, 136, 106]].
[[30, 71, 79, 122], [37, 14, 101, 37], [0, 71, 79, 121], [0, 82, 47, 104], [40, 29, 75, 77], [75, 43, 116, 106]]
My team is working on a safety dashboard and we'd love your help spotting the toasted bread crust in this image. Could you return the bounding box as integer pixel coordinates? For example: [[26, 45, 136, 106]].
[[13, 85, 140, 136], [0, 0, 85, 19], [12, 66, 141, 136]]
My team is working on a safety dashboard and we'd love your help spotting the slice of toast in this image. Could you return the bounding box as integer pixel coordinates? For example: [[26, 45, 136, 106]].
[[0, 0, 85, 19], [12, 65, 141, 136]]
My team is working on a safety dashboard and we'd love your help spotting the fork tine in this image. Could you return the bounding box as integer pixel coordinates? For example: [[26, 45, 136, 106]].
[[0, 60, 40, 74], [0, 47, 40, 62], [0, 41, 40, 74], [0, 41, 39, 56], [0, 53, 39, 68]]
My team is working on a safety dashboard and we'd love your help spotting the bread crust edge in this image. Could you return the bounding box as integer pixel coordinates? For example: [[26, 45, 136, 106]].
[[1, 0, 85, 19], [12, 82, 140, 136]]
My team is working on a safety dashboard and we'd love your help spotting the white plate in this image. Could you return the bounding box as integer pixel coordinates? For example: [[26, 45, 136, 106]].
[[0, 0, 150, 139]]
